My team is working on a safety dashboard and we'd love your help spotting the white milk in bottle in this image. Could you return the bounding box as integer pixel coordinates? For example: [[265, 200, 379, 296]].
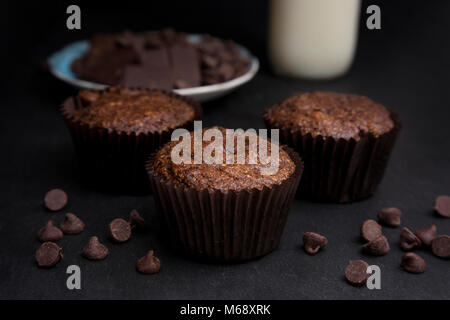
[[269, 0, 361, 79]]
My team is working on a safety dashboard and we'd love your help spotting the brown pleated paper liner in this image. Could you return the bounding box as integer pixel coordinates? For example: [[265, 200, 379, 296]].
[[263, 106, 401, 203], [146, 147, 303, 262], [60, 88, 202, 195]]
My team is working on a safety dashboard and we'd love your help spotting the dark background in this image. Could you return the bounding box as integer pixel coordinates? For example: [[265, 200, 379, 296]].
[[2, 0, 449, 299]]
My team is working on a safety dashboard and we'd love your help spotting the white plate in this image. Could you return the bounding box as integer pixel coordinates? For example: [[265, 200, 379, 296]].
[[48, 34, 259, 102]]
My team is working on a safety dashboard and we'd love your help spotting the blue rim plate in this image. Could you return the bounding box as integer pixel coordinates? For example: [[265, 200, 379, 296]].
[[48, 34, 259, 102]]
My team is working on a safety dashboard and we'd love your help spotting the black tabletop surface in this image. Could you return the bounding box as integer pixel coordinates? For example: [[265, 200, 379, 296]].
[[2, 1, 449, 299]]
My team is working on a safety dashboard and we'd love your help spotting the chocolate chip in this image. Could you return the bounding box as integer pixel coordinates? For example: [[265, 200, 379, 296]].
[[60, 213, 85, 235], [78, 90, 100, 105], [360, 219, 382, 242], [433, 195, 450, 218], [400, 227, 422, 251], [36, 242, 62, 267], [401, 252, 426, 274], [362, 235, 390, 256], [136, 250, 161, 274], [129, 209, 147, 230], [44, 188, 68, 211], [201, 55, 219, 68], [109, 218, 131, 242], [38, 220, 63, 242], [82, 236, 109, 260], [415, 225, 437, 247], [303, 232, 328, 255], [431, 235, 450, 258], [377, 207, 401, 227], [345, 260, 369, 286]]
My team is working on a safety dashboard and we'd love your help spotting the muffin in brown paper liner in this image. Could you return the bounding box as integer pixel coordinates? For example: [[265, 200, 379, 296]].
[[60, 87, 202, 195], [146, 147, 303, 262], [263, 106, 401, 203]]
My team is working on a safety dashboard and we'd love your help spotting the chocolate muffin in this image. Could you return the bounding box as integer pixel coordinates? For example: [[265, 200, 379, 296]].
[[147, 127, 303, 261], [263, 91, 401, 203], [61, 87, 202, 194]]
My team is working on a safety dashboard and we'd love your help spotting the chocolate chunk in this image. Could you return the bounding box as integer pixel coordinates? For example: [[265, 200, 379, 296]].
[[377, 207, 401, 227], [36, 242, 62, 267], [400, 227, 422, 251], [303, 232, 328, 255], [109, 218, 131, 242], [60, 213, 85, 235], [129, 209, 147, 230], [169, 43, 201, 88], [78, 90, 100, 105], [433, 195, 450, 218], [44, 188, 68, 211], [360, 219, 382, 242], [217, 62, 234, 81], [415, 225, 437, 247], [136, 250, 161, 274], [431, 235, 450, 258], [82, 236, 109, 260], [122, 48, 173, 90], [201, 55, 219, 69], [362, 235, 390, 256], [401, 252, 426, 274], [38, 220, 63, 242], [345, 260, 369, 286]]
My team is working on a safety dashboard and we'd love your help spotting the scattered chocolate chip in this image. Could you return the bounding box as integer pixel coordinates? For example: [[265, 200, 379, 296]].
[[400, 227, 422, 251], [303, 232, 328, 255], [377, 207, 401, 227], [362, 235, 390, 256], [36, 242, 62, 267], [82, 236, 109, 260], [360, 219, 382, 242], [433, 195, 450, 218], [44, 188, 68, 211], [415, 225, 437, 247], [401, 252, 426, 274], [136, 250, 161, 274], [129, 209, 147, 230], [431, 235, 450, 258], [60, 213, 85, 235], [109, 218, 131, 242], [345, 260, 369, 286], [38, 220, 63, 242]]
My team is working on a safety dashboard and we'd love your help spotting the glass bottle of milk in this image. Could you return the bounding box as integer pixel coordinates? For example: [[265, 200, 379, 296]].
[[269, 0, 361, 80]]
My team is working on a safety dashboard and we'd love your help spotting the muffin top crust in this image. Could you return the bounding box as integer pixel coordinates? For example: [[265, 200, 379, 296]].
[[153, 127, 296, 192], [72, 87, 195, 134], [266, 92, 394, 140]]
